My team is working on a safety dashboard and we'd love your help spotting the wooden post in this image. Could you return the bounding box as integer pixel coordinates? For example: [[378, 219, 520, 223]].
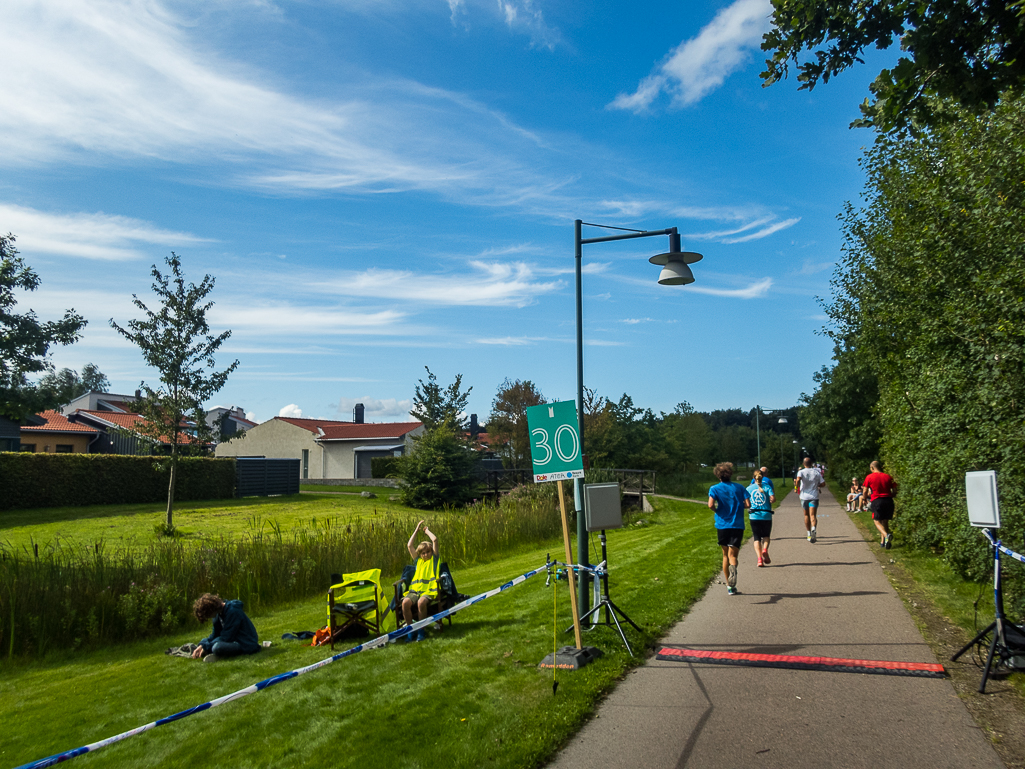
[[558, 479, 584, 649]]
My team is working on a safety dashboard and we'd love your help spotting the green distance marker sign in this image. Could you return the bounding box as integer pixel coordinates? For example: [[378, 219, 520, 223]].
[[526, 400, 584, 483]]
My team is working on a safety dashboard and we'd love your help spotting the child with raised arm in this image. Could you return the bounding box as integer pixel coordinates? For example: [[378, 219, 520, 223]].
[[401, 520, 439, 642]]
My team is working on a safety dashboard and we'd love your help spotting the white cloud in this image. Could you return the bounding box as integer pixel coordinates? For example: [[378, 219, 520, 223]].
[[721, 218, 800, 244], [621, 318, 655, 324], [0, 203, 208, 260], [337, 396, 413, 421], [0, 0, 561, 203], [210, 302, 409, 336], [475, 336, 534, 345], [609, 0, 773, 112], [245, 411, 258, 422], [278, 403, 303, 418], [797, 259, 833, 275], [307, 261, 563, 308], [688, 277, 773, 299]]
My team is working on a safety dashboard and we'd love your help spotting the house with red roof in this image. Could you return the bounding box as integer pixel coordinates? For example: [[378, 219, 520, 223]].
[[214, 406, 423, 480], [18, 410, 102, 454]]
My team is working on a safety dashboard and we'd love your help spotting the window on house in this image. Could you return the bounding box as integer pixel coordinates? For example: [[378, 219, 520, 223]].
[[19, 444, 36, 452], [302, 449, 309, 479], [56, 444, 74, 453]]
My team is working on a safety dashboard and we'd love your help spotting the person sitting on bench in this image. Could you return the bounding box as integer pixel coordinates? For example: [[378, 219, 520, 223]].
[[401, 520, 439, 642], [190, 594, 261, 661]]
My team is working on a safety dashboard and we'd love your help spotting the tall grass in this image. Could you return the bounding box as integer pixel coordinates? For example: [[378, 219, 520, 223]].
[[0, 490, 562, 658]]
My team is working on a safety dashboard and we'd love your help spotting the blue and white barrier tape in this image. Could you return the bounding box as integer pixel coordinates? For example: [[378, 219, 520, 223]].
[[17, 562, 549, 769], [982, 529, 1025, 564]]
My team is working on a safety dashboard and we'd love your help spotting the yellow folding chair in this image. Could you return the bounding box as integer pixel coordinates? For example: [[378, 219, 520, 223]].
[[327, 568, 383, 649]]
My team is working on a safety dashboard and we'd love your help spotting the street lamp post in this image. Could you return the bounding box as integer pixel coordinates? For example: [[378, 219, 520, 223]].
[[574, 219, 701, 618], [792, 440, 798, 478], [755, 406, 789, 471]]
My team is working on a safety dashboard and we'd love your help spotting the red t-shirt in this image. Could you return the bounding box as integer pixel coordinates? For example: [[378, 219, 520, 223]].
[[863, 472, 896, 500]]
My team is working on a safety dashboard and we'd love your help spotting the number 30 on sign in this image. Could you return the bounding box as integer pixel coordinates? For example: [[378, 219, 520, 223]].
[[525, 400, 585, 483]]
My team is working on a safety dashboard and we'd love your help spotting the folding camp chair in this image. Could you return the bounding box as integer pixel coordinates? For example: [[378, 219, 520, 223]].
[[327, 568, 383, 649], [390, 561, 467, 632]]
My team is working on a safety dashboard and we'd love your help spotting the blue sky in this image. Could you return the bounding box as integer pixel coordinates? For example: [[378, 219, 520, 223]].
[[4, 0, 895, 424]]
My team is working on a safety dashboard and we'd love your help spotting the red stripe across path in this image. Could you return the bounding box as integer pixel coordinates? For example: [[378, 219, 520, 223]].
[[656, 647, 945, 677]]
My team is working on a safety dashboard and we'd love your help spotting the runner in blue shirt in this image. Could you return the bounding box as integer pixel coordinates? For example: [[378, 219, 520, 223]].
[[758, 466, 775, 497], [747, 471, 777, 566], [708, 462, 751, 595]]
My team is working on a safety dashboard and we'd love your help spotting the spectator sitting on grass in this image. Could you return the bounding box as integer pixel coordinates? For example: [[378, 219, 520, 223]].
[[190, 594, 261, 662], [402, 520, 439, 642]]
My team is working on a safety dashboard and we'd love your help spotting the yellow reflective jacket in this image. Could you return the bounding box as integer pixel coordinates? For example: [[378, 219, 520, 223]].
[[406, 554, 440, 599]]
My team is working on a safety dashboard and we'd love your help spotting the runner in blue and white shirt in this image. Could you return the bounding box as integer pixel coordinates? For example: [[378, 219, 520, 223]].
[[747, 471, 777, 566]]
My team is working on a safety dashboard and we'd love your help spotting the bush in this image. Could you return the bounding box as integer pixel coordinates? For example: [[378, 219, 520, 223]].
[[0, 453, 235, 512], [396, 424, 482, 510], [370, 456, 401, 478]]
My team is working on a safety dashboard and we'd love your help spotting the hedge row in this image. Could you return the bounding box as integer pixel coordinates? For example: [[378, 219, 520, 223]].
[[370, 456, 401, 478], [0, 453, 236, 511]]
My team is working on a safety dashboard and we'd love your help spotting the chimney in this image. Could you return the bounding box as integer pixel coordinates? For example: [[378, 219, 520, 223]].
[[470, 413, 479, 437], [354, 403, 365, 424], [134, 389, 141, 400]]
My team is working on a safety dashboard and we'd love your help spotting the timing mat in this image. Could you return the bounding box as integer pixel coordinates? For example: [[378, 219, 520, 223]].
[[656, 647, 946, 678]]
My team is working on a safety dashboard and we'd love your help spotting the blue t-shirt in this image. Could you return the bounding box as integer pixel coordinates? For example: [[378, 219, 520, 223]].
[[747, 482, 773, 520], [708, 482, 749, 529], [760, 477, 775, 496]]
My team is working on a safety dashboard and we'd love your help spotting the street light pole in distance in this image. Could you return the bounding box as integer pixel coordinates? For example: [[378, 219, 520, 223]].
[[573, 219, 701, 619]]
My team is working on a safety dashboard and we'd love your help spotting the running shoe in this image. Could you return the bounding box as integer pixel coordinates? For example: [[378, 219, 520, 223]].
[[727, 564, 737, 587], [757, 557, 764, 567], [810, 528, 817, 543], [884, 534, 892, 549], [727, 586, 737, 596], [762, 551, 771, 565]]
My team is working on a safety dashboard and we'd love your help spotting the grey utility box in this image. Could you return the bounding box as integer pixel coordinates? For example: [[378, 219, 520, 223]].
[[585, 482, 623, 532]]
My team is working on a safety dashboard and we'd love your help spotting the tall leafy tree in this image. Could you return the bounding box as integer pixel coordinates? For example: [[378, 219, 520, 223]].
[[396, 417, 482, 510], [410, 366, 472, 429], [761, 0, 1025, 131], [37, 362, 110, 406], [487, 378, 546, 469], [824, 96, 1025, 606], [0, 233, 87, 419], [111, 253, 238, 531]]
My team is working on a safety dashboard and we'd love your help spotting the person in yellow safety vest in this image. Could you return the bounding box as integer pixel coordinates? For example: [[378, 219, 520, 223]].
[[401, 519, 439, 642]]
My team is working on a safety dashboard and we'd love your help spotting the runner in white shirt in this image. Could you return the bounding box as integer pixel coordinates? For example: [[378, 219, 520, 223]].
[[794, 457, 825, 542]]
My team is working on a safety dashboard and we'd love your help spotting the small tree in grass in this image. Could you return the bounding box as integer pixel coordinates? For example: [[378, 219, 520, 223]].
[[397, 417, 482, 510], [111, 253, 238, 533]]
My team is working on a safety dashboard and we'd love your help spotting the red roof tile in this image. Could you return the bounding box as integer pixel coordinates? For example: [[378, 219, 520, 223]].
[[275, 416, 422, 440], [319, 422, 422, 441], [276, 416, 355, 434], [76, 410, 206, 445], [22, 410, 100, 435]]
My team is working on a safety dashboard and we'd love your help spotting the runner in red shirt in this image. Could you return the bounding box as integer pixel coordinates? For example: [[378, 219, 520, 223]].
[[863, 460, 897, 549]]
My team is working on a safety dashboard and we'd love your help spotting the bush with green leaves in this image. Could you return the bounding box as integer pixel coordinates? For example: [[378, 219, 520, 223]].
[[396, 422, 482, 510], [815, 94, 1025, 613], [0, 453, 236, 511]]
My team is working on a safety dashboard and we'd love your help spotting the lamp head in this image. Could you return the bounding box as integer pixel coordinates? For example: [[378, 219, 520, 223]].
[[649, 233, 702, 286]]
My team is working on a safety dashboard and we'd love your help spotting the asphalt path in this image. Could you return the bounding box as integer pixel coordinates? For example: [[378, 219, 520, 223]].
[[548, 487, 1003, 769]]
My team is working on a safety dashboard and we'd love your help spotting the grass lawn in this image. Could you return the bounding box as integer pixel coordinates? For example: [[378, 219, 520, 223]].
[[1, 497, 720, 769], [0, 493, 409, 553], [299, 484, 398, 494], [835, 482, 1023, 696]]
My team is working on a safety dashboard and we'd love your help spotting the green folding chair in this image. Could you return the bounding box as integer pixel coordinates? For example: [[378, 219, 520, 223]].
[[327, 568, 383, 649]]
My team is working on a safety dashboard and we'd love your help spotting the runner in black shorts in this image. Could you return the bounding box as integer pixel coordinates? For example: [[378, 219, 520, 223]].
[[708, 462, 751, 595]]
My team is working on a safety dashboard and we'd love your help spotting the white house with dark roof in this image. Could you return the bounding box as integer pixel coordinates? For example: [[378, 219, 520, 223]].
[[214, 412, 423, 480]]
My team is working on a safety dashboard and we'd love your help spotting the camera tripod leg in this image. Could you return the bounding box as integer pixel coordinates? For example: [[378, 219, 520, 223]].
[[980, 626, 1001, 693], [951, 621, 995, 662]]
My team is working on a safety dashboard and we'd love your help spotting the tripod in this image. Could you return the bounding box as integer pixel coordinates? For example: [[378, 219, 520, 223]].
[[951, 529, 1025, 692], [565, 529, 641, 655]]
